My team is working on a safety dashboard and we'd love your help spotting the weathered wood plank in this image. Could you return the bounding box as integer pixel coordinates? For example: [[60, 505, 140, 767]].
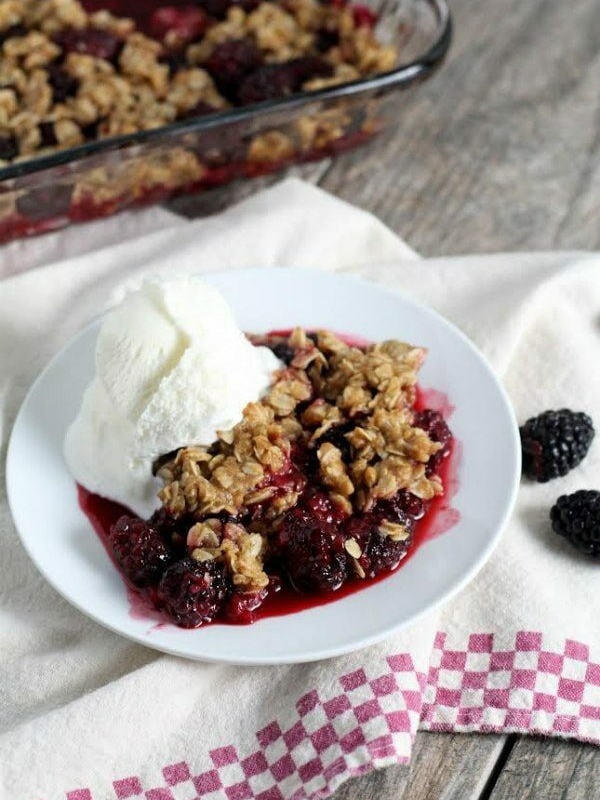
[[331, 734, 508, 800], [486, 737, 600, 800], [320, 0, 600, 255]]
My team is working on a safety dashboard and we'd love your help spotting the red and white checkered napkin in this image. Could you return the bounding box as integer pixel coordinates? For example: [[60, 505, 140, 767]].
[[1, 180, 598, 800]]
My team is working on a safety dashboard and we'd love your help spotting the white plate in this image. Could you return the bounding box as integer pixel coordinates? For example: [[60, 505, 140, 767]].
[[6, 268, 520, 664]]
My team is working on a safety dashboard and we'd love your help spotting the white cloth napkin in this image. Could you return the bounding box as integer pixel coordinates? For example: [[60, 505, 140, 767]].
[[0, 178, 598, 800]]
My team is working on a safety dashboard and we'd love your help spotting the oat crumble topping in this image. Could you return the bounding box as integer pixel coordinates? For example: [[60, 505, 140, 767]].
[[157, 328, 445, 592], [0, 0, 397, 165]]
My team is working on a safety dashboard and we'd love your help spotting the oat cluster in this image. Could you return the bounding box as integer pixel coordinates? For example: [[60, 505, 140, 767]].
[[0, 0, 396, 165], [157, 328, 442, 591]]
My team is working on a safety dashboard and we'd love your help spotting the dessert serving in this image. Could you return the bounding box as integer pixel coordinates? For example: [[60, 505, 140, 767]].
[[65, 276, 454, 629]]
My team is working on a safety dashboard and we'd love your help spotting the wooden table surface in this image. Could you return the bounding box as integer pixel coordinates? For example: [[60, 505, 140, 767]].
[[172, 0, 600, 796]]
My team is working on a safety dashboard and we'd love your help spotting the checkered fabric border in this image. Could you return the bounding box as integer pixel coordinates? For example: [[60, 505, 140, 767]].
[[421, 631, 600, 743], [60, 632, 599, 800]]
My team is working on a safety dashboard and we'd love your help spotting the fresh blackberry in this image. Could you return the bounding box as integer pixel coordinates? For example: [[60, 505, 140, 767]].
[[550, 491, 600, 558], [109, 515, 174, 587], [157, 558, 231, 627], [520, 409, 594, 482]]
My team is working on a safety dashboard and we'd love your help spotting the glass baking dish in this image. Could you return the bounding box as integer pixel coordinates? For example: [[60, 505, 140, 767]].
[[0, 0, 451, 244]]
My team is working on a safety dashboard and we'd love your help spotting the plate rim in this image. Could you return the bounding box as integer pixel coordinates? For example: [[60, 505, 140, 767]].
[[6, 267, 522, 664]]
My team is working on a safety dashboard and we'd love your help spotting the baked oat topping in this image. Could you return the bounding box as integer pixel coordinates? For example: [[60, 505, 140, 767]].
[[152, 328, 451, 603], [0, 0, 398, 165]]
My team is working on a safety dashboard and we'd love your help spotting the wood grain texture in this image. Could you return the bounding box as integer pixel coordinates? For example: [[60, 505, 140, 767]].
[[320, 0, 600, 255], [487, 737, 600, 800], [330, 734, 508, 800]]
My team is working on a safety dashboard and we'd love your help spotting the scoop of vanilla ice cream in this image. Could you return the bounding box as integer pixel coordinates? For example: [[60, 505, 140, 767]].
[[64, 378, 157, 513], [64, 276, 281, 517]]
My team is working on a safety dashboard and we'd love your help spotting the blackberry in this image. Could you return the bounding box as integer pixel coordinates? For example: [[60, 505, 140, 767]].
[[315, 28, 339, 52], [224, 587, 268, 624], [157, 558, 231, 627], [38, 121, 58, 147], [183, 100, 218, 119], [414, 409, 452, 475], [376, 489, 425, 525], [269, 341, 296, 365], [276, 492, 348, 592], [195, 0, 233, 19], [314, 421, 354, 462], [520, 409, 594, 482], [149, 507, 190, 556], [204, 39, 262, 100], [159, 50, 188, 77], [55, 27, 124, 63], [0, 134, 18, 161], [342, 490, 422, 578], [196, 0, 259, 20], [0, 23, 27, 45], [193, 123, 246, 166], [550, 491, 600, 558], [109, 515, 173, 587], [239, 57, 333, 105], [238, 63, 297, 105], [345, 511, 412, 578], [149, 7, 206, 46], [46, 64, 79, 103]]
